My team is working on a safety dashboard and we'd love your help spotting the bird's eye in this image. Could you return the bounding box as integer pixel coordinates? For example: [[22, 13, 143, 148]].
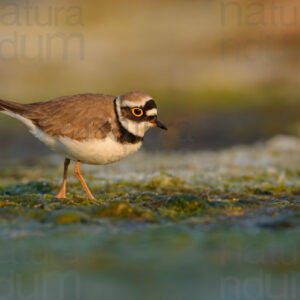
[[131, 108, 144, 117]]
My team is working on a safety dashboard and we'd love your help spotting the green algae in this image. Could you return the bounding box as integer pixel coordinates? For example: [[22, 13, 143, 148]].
[[54, 210, 89, 224], [0, 169, 298, 225]]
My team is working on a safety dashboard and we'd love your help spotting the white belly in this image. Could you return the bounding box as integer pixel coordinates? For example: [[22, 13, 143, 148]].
[[47, 135, 142, 165], [1, 111, 142, 165]]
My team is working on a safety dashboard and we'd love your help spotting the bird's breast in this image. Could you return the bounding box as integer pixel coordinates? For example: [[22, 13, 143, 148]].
[[33, 127, 142, 165]]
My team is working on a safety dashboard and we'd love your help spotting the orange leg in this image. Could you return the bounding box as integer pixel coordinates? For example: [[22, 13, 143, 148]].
[[56, 158, 71, 198], [74, 162, 95, 200]]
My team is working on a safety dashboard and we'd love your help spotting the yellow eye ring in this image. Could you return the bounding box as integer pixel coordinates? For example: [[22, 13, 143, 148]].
[[131, 108, 144, 117]]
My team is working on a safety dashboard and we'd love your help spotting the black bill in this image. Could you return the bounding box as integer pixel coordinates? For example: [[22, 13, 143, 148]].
[[151, 119, 168, 130]]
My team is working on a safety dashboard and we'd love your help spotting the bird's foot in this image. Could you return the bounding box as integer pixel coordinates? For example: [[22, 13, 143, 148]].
[[56, 191, 67, 199]]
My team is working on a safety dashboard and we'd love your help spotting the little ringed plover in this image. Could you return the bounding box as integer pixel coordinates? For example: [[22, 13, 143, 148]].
[[0, 91, 167, 200]]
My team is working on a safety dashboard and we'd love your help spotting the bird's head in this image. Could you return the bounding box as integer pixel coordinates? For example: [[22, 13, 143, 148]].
[[115, 91, 167, 137]]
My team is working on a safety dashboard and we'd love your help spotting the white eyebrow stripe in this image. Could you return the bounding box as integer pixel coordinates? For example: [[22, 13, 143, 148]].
[[122, 98, 152, 108], [146, 108, 158, 116]]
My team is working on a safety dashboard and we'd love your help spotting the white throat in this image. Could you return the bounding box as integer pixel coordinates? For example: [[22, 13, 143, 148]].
[[115, 97, 152, 137]]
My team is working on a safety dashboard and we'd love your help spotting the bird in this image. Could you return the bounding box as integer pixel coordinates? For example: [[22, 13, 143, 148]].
[[0, 91, 167, 200]]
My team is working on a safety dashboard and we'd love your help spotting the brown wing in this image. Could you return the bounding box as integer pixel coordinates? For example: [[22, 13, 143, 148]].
[[22, 94, 116, 140], [0, 99, 29, 114]]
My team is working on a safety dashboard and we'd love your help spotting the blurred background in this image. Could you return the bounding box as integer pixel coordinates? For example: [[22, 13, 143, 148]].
[[1, 0, 300, 159], [1, 2, 300, 300]]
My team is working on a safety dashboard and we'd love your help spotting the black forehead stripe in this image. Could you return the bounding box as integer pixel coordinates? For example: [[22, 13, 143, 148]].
[[144, 99, 157, 111]]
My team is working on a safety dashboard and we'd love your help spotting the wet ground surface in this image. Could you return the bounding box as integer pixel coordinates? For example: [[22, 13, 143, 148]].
[[0, 136, 300, 299]]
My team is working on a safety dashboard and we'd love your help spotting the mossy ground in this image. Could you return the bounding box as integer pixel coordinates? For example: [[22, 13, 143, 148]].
[[0, 136, 300, 300]]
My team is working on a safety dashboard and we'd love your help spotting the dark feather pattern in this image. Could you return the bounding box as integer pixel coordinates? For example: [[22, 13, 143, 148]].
[[113, 98, 143, 144]]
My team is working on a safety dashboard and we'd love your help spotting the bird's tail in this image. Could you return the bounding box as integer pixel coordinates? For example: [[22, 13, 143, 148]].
[[0, 99, 27, 115]]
